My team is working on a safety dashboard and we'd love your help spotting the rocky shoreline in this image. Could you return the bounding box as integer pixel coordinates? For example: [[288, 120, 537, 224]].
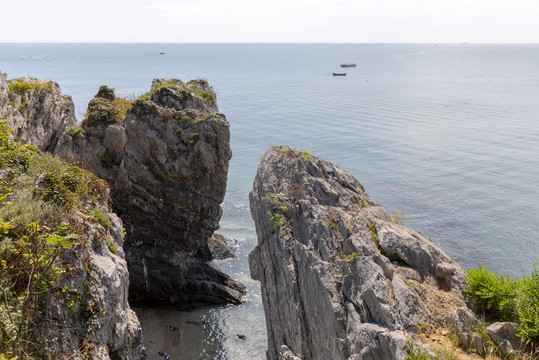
[[1, 71, 529, 359]]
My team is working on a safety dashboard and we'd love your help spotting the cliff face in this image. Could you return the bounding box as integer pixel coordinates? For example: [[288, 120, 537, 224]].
[[0, 124, 143, 359], [0, 73, 245, 307], [56, 80, 245, 305], [249, 146, 476, 360], [41, 190, 145, 359], [0, 73, 77, 153]]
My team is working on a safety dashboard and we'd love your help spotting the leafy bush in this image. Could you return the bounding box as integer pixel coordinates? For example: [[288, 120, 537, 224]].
[[464, 263, 519, 321], [518, 263, 539, 342], [0, 121, 111, 357], [465, 262, 539, 343]]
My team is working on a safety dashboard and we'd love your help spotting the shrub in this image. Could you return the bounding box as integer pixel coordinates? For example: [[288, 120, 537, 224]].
[[518, 263, 539, 342], [90, 208, 112, 229], [0, 122, 111, 357], [464, 263, 519, 321]]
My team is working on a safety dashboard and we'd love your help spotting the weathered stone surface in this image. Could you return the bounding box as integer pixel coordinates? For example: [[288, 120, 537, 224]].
[[249, 146, 475, 360], [0, 73, 77, 152], [42, 209, 145, 359], [54, 80, 245, 306], [487, 322, 522, 356]]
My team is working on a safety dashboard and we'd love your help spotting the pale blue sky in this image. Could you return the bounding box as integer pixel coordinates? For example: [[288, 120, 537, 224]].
[[1, 0, 537, 43]]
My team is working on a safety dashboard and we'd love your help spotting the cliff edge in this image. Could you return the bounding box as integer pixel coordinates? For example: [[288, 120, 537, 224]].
[[249, 146, 476, 360]]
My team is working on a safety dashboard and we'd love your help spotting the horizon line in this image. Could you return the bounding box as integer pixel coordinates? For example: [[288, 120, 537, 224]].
[[0, 41, 538, 45]]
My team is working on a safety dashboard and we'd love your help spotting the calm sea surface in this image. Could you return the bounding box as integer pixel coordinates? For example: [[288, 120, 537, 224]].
[[1, 43, 538, 359]]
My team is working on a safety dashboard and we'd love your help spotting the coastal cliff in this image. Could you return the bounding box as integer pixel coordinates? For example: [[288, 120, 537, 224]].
[[0, 73, 245, 307], [0, 123, 143, 358], [248, 146, 476, 360], [55, 80, 245, 306]]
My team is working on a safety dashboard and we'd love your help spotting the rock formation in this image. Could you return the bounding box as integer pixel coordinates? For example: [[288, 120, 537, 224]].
[[0, 73, 77, 152], [0, 125, 144, 359], [249, 146, 476, 360], [41, 183, 145, 359], [0, 72, 245, 307]]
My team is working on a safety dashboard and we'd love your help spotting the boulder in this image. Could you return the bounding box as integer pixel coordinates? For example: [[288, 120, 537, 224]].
[[249, 146, 475, 360], [487, 322, 522, 356]]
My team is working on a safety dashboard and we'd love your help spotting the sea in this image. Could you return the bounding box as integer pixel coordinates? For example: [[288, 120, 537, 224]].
[[1, 43, 538, 359]]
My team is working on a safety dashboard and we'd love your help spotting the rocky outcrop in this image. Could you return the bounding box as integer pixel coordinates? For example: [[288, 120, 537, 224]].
[[0, 125, 144, 359], [249, 146, 476, 360], [0, 73, 245, 306], [0, 73, 77, 153], [41, 188, 145, 359], [55, 80, 245, 306]]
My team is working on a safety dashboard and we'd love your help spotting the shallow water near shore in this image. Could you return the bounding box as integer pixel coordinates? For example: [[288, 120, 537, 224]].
[[1, 43, 539, 359]]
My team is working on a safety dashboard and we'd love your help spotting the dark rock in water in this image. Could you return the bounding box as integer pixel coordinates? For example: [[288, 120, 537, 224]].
[[168, 325, 179, 331], [248, 146, 477, 360], [158, 351, 171, 360], [197, 233, 236, 261], [236, 334, 246, 341]]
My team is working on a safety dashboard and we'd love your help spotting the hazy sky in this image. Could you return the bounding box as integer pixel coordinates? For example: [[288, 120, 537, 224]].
[[1, 0, 538, 43]]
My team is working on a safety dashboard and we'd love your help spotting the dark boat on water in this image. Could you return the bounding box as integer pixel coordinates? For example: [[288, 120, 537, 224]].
[[332, 72, 347, 76], [340, 63, 357, 67]]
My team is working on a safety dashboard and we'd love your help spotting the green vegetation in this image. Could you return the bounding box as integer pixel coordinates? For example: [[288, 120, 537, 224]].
[[368, 222, 379, 245], [101, 152, 113, 169], [264, 193, 289, 229], [343, 251, 361, 267], [274, 145, 313, 160], [7, 79, 53, 97], [83, 97, 121, 127], [90, 208, 112, 230], [391, 211, 405, 225], [112, 96, 135, 120], [404, 339, 441, 360], [0, 120, 110, 358], [67, 125, 86, 138], [106, 239, 117, 254], [465, 262, 539, 343], [139, 78, 216, 110]]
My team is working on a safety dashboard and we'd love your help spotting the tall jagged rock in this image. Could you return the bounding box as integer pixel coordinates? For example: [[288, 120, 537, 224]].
[[55, 80, 245, 306], [1, 73, 244, 305], [249, 146, 476, 360]]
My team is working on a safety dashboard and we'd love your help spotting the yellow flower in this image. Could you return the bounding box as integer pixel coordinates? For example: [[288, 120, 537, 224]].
[[23, 253, 30, 258], [12, 248, 18, 254], [1, 259, 6, 268]]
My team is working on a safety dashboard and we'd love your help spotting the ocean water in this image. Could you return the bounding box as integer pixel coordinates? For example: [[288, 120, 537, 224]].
[[1, 43, 539, 359]]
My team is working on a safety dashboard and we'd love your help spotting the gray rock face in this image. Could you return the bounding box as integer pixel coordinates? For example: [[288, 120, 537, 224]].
[[42, 205, 145, 359], [0, 73, 77, 152], [54, 79, 245, 306], [249, 146, 475, 360], [487, 322, 522, 356]]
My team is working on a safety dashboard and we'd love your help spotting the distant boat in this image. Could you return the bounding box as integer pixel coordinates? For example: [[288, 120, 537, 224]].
[[332, 72, 346, 76], [159, 52, 166, 55], [340, 63, 357, 68]]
